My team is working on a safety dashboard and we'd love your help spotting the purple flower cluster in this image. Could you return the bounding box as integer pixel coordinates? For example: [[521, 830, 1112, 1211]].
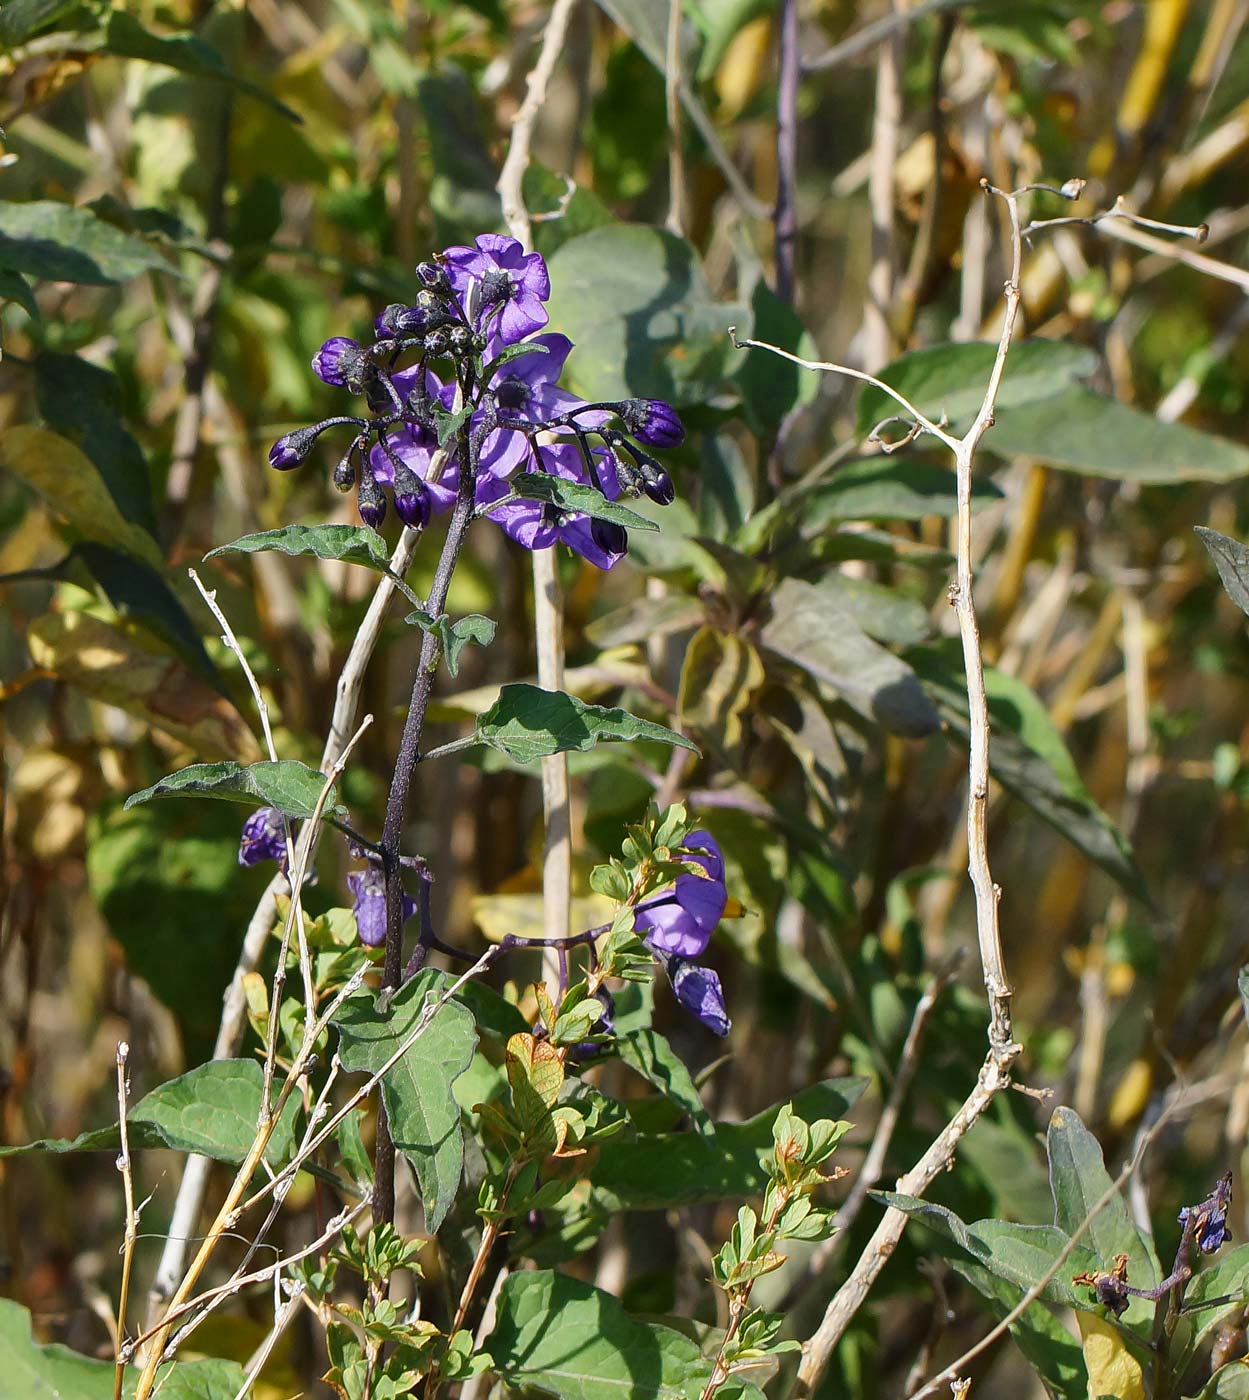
[[1179, 1171, 1233, 1254], [634, 831, 731, 1036], [268, 234, 686, 571]]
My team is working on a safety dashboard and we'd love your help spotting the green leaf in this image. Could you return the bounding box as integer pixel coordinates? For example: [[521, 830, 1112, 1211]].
[[1197, 1362, 1249, 1398], [1047, 1105, 1160, 1321], [416, 66, 502, 239], [585, 594, 705, 648], [124, 759, 341, 821], [805, 574, 931, 647], [950, 1259, 1086, 1400], [874, 1192, 1100, 1309], [206, 523, 392, 573], [855, 340, 1098, 435], [0, 268, 38, 319], [507, 473, 660, 531], [35, 352, 157, 539], [786, 457, 1002, 526], [616, 1028, 711, 1136], [0, 0, 81, 48], [333, 970, 477, 1231], [760, 578, 940, 738], [0, 200, 173, 285], [104, 11, 299, 119], [1, 1059, 300, 1168], [405, 611, 497, 678], [734, 280, 818, 435], [1197, 527, 1249, 619], [0, 1297, 248, 1400], [432, 403, 472, 446], [0, 425, 162, 568], [547, 224, 743, 406], [475, 684, 698, 765], [484, 1270, 715, 1400], [592, 1079, 865, 1210], [1177, 1245, 1249, 1374], [906, 640, 1145, 897]]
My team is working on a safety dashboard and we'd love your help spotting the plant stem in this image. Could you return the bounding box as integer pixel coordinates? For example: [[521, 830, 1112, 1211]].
[[374, 433, 477, 1226]]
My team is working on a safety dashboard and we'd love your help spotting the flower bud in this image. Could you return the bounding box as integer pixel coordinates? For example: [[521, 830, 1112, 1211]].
[[424, 330, 449, 356], [417, 260, 451, 291], [590, 517, 628, 557], [640, 464, 675, 506], [312, 336, 368, 389], [620, 397, 685, 448], [268, 424, 325, 470], [333, 451, 356, 492], [392, 466, 431, 530], [357, 469, 387, 530], [239, 806, 287, 867]]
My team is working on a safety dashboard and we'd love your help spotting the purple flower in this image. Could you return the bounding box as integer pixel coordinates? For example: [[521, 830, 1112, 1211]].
[[443, 235, 550, 344], [239, 807, 287, 868], [622, 398, 685, 448], [1180, 1173, 1233, 1254], [347, 866, 418, 948], [633, 830, 727, 958], [487, 334, 600, 427], [669, 958, 731, 1037], [313, 337, 368, 388], [474, 442, 627, 571]]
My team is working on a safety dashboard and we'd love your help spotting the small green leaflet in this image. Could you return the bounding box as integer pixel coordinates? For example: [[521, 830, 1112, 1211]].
[[432, 403, 472, 446], [474, 684, 698, 764], [124, 758, 343, 820], [507, 473, 659, 531], [405, 610, 497, 677]]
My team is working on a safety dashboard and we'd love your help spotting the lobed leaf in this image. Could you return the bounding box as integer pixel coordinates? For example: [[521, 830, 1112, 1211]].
[[474, 684, 698, 765], [508, 473, 660, 531]]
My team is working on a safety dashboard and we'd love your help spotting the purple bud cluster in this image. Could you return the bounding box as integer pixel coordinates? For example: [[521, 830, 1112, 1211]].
[[267, 233, 688, 572]]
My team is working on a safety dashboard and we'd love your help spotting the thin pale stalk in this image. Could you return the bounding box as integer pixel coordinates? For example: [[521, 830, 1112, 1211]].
[[113, 1043, 136, 1400]]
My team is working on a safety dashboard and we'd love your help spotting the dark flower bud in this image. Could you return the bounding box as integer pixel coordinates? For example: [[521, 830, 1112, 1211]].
[[640, 465, 675, 506], [333, 451, 357, 493], [312, 337, 369, 389], [448, 325, 472, 351], [357, 469, 387, 530], [375, 303, 422, 337], [392, 466, 431, 530], [268, 424, 325, 471], [424, 330, 449, 356], [417, 260, 451, 291], [620, 397, 685, 448], [590, 517, 628, 557]]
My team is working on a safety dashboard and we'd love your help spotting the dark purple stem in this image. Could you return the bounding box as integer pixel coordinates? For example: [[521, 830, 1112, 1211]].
[[373, 426, 477, 1227], [774, 0, 799, 303]]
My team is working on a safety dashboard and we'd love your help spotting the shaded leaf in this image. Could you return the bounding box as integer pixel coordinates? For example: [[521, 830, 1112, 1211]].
[[1197, 527, 1249, 619], [547, 224, 743, 406], [593, 1079, 865, 1210], [104, 11, 298, 119], [0, 268, 38, 318], [27, 612, 257, 761], [1178, 1245, 1249, 1373], [484, 1270, 713, 1400], [951, 1259, 1085, 1400], [1, 1059, 300, 1168], [874, 1192, 1100, 1309], [760, 577, 940, 738], [125, 759, 340, 820], [0, 200, 173, 285], [508, 473, 660, 531], [906, 640, 1144, 897], [1197, 1362, 1249, 1398], [586, 594, 705, 648], [1047, 1105, 1159, 1325], [34, 353, 156, 538], [0, 0, 81, 48], [735, 279, 818, 435], [475, 684, 698, 765], [616, 1027, 711, 1136], [1, 425, 162, 566], [678, 626, 764, 755], [855, 340, 1099, 434], [333, 970, 477, 1230], [789, 457, 1002, 526]]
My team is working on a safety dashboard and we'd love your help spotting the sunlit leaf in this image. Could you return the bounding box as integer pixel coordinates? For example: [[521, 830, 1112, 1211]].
[[125, 759, 340, 820], [474, 684, 698, 764]]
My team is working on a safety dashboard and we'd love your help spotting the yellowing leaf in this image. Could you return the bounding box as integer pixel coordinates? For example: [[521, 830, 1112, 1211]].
[[1077, 1310, 1145, 1400], [0, 425, 161, 567], [28, 611, 259, 761], [678, 626, 764, 755]]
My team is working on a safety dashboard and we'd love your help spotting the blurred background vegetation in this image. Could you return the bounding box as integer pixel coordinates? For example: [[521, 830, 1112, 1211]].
[[5, 0, 1249, 1393]]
